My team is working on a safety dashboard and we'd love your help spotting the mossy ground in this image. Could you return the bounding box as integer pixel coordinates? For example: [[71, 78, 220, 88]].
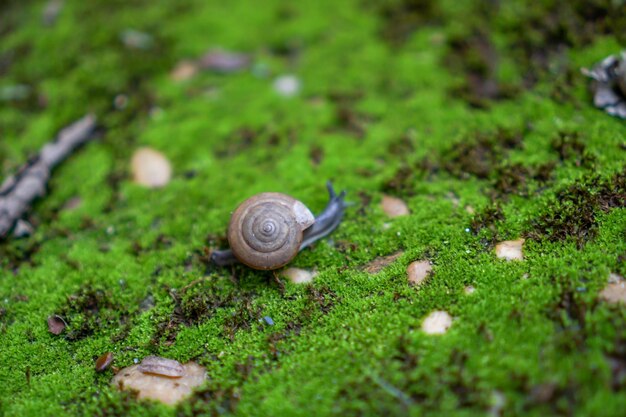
[[1, 0, 625, 416]]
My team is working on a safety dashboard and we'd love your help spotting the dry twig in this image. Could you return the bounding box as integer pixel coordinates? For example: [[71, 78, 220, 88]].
[[0, 114, 97, 238]]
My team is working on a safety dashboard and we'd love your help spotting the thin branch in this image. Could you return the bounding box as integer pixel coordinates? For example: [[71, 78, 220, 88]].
[[0, 114, 97, 238]]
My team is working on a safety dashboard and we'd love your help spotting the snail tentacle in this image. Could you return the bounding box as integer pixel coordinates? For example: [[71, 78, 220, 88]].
[[300, 181, 347, 250], [210, 182, 347, 268]]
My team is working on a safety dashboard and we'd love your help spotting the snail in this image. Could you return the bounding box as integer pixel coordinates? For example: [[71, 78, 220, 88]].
[[211, 182, 347, 270]]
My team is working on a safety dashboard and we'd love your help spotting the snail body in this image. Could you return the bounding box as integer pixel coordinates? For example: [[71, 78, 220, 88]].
[[211, 182, 346, 270]]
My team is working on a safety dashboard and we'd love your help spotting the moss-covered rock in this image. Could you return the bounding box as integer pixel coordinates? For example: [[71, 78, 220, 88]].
[[0, 0, 625, 416]]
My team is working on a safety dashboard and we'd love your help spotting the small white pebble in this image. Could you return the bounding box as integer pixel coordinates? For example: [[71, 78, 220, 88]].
[[464, 285, 475, 294], [421, 310, 453, 335], [170, 60, 199, 81], [599, 273, 626, 304], [131, 147, 172, 188], [406, 260, 432, 286], [281, 267, 317, 284], [273, 75, 300, 97], [495, 239, 524, 261], [381, 195, 409, 218]]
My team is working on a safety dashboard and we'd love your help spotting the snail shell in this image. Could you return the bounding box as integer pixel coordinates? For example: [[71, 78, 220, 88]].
[[228, 193, 315, 270]]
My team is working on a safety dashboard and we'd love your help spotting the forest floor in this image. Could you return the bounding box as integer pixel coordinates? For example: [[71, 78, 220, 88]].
[[0, 0, 625, 416]]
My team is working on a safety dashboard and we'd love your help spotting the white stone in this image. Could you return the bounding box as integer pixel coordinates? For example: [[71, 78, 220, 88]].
[[131, 147, 172, 188], [281, 267, 317, 284], [381, 195, 409, 217], [406, 260, 432, 286], [421, 310, 453, 335], [273, 75, 301, 97], [170, 60, 198, 81], [599, 273, 626, 304], [495, 239, 524, 261]]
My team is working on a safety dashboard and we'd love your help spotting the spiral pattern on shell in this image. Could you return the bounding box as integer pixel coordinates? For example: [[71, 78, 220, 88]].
[[228, 193, 315, 270]]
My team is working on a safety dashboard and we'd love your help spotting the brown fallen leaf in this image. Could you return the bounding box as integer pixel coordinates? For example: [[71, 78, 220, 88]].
[[95, 352, 114, 372], [47, 315, 67, 335], [138, 356, 185, 377], [363, 251, 403, 274]]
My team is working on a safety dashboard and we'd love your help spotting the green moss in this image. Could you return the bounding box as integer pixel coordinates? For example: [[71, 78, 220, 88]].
[[526, 168, 626, 248], [0, 0, 625, 416]]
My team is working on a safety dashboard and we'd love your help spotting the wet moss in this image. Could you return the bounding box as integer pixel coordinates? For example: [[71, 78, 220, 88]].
[[490, 161, 555, 198], [381, 165, 422, 197], [441, 127, 525, 180], [445, 28, 519, 108], [304, 284, 338, 315], [371, 0, 441, 46], [325, 92, 372, 139], [550, 130, 596, 168], [54, 285, 124, 341], [152, 279, 249, 344], [336, 346, 490, 415], [526, 168, 626, 248], [501, 0, 623, 84], [183, 380, 241, 416], [0, 238, 41, 271], [469, 203, 505, 243], [222, 298, 262, 341], [1, 1, 625, 416]]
